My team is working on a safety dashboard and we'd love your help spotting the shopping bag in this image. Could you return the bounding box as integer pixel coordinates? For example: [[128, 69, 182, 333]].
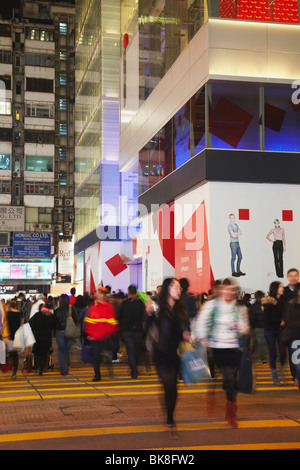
[[13, 324, 36, 351], [180, 342, 211, 384], [23, 323, 36, 347], [0, 340, 6, 364], [81, 345, 93, 363], [12, 326, 26, 351], [145, 321, 159, 356], [0, 356, 13, 373], [236, 348, 255, 394]]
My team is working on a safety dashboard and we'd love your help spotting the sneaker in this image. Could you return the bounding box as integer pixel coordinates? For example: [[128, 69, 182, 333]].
[[112, 359, 120, 363], [232, 272, 240, 277], [237, 271, 246, 276]]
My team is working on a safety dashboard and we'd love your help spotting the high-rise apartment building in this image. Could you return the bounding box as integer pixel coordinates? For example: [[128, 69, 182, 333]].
[[0, 0, 75, 296]]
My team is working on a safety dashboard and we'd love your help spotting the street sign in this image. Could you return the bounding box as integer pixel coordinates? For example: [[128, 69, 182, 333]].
[[13, 232, 51, 259], [0, 247, 12, 257], [0, 206, 24, 232]]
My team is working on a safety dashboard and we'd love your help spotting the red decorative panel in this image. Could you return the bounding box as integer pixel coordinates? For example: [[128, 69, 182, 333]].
[[259, 103, 286, 132], [282, 210, 293, 221], [239, 209, 250, 220], [105, 254, 128, 277], [219, 0, 299, 23], [209, 96, 253, 148]]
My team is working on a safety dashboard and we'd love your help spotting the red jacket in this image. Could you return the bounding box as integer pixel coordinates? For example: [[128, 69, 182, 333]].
[[84, 301, 118, 341]]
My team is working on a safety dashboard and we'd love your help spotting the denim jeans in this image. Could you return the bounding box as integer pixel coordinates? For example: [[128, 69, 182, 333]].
[[123, 331, 141, 378], [56, 330, 72, 375], [230, 241, 242, 274], [264, 329, 286, 369], [252, 328, 267, 362]]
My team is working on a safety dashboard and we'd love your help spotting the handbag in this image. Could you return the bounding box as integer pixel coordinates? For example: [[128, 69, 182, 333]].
[[179, 341, 211, 384], [236, 348, 256, 394], [145, 320, 159, 356], [65, 307, 81, 340], [22, 354, 33, 373]]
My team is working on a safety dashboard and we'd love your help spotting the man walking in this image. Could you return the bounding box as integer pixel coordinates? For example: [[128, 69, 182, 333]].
[[119, 285, 146, 379]]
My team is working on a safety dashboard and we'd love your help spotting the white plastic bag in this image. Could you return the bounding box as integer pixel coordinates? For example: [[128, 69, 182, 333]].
[[0, 340, 6, 364], [13, 323, 36, 351]]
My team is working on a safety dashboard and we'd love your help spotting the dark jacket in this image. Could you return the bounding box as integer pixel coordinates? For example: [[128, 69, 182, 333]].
[[119, 297, 146, 333], [248, 301, 264, 329], [54, 306, 78, 331], [261, 296, 284, 331], [180, 291, 198, 321], [29, 308, 55, 346], [284, 285, 296, 301], [282, 299, 300, 344], [7, 310, 23, 340], [147, 303, 189, 367]]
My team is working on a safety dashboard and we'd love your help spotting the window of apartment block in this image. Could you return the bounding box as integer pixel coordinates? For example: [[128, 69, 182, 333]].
[[0, 181, 11, 193], [0, 50, 12, 63], [25, 155, 53, 172], [0, 24, 11, 37], [25, 102, 54, 118], [25, 207, 38, 223], [60, 98, 67, 110], [25, 130, 55, 144], [59, 147, 67, 160], [0, 100, 11, 115], [25, 52, 54, 67], [59, 23, 68, 35], [0, 154, 10, 170], [59, 172, 67, 185], [26, 28, 54, 42], [60, 50, 67, 61], [60, 122, 67, 135], [60, 73, 67, 85], [25, 183, 54, 195], [0, 75, 11, 90], [26, 77, 53, 93], [0, 128, 12, 141]]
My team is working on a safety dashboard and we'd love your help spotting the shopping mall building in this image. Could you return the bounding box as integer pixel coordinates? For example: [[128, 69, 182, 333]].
[[75, 0, 300, 296]]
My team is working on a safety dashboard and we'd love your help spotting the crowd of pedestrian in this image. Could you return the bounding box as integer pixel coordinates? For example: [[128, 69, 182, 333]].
[[0, 269, 300, 437]]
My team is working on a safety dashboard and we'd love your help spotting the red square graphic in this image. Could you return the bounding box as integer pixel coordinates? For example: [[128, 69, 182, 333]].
[[209, 97, 253, 148], [239, 209, 250, 220], [259, 103, 286, 132], [105, 254, 128, 277], [282, 210, 293, 222]]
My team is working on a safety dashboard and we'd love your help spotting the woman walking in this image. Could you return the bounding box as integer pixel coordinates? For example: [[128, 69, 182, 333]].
[[29, 301, 55, 375], [54, 294, 78, 375], [193, 278, 249, 428], [145, 278, 190, 438], [6, 300, 23, 379], [262, 281, 286, 385]]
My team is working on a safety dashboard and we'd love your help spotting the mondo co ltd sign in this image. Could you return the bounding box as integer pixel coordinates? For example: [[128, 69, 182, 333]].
[[13, 232, 51, 259]]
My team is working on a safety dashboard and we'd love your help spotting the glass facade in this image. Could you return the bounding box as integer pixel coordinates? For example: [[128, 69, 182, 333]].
[[139, 82, 300, 194], [75, 0, 121, 241], [121, 0, 300, 124]]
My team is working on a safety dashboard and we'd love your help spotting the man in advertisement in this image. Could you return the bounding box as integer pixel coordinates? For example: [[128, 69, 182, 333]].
[[228, 213, 246, 278]]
